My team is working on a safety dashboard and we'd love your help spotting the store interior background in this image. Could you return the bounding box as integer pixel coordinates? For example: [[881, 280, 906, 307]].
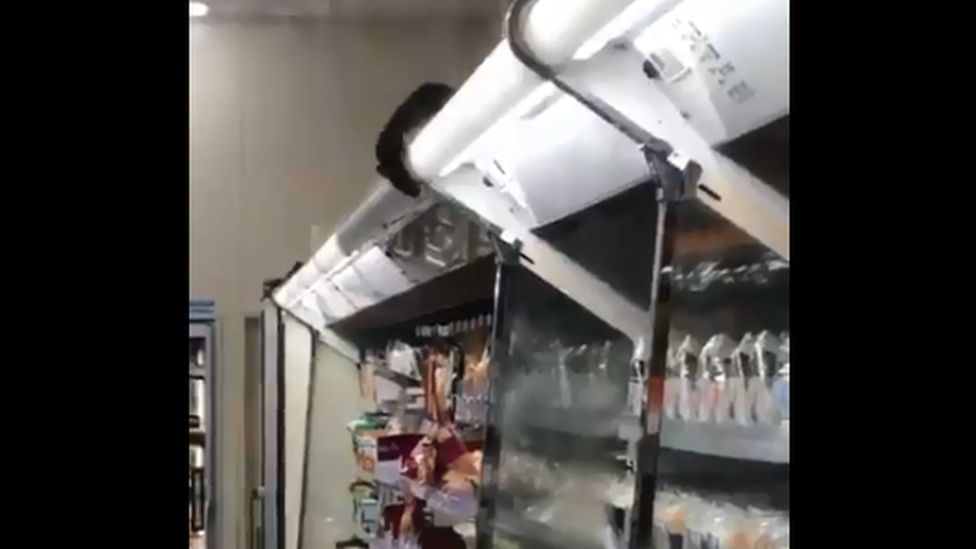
[[190, 1, 508, 547]]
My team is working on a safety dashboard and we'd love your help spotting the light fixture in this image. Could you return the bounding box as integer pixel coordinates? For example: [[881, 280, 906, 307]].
[[189, 2, 209, 17], [407, 0, 635, 181]]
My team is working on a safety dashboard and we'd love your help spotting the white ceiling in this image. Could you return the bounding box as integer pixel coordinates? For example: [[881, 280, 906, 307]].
[[201, 0, 504, 19]]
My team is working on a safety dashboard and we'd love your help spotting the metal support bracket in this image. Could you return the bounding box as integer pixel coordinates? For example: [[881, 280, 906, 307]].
[[428, 168, 652, 347]]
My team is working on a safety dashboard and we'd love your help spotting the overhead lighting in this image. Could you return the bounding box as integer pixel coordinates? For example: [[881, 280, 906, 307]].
[[572, 0, 681, 60], [189, 2, 209, 17]]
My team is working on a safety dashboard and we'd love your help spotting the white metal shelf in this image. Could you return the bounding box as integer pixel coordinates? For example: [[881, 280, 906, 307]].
[[518, 408, 789, 463], [660, 418, 789, 464]]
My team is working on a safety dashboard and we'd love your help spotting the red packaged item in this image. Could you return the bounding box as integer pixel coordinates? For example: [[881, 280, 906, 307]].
[[422, 346, 458, 424], [376, 434, 424, 485], [418, 527, 466, 549]]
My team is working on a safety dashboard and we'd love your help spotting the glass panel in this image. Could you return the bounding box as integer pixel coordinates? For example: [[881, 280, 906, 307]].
[[300, 342, 372, 548], [653, 200, 789, 548], [485, 266, 637, 549], [534, 182, 658, 309], [385, 201, 495, 285], [480, 182, 661, 549]]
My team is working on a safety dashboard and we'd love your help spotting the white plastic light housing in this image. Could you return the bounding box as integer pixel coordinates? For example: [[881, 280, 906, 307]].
[[408, 0, 640, 181], [573, 0, 683, 60]]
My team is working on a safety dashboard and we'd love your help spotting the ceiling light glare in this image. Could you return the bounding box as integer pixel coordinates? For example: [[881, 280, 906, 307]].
[[189, 2, 209, 17]]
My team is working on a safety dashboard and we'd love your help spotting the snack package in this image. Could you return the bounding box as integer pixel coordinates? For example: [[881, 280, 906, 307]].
[[676, 336, 702, 421], [710, 504, 753, 549], [698, 334, 737, 423], [680, 494, 709, 549], [402, 437, 435, 487], [376, 434, 424, 486], [348, 415, 388, 473], [423, 345, 459, 424], [348, 480, 377, 537], [455, 331, 489, 426], [355, 436, 379, 473], [360, 497, 380, 538], [756, 513, 789, 549], [655, 490, 788, 549], [653, 491, 685, 549], [389, 341, 421, 379]]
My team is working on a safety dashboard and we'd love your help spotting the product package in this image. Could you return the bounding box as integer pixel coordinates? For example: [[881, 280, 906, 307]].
[[664, 332, 684, 419], [698, 334, 737, 423], [729, 333, 755, 425], [750, 331, 781, 425], [361, 353, 379, 402], [651, 490, 789, 549], [652, 491, 686, 549], [348, 480, 379, 539], [349, 320, 489, 548], [376, 434, 425, 486], [454, 330, 489, 427], [389, 341, 422, 379], [422, 345, 459, 424], [349, 414, 390, 473], [676, 335, 702, 421]]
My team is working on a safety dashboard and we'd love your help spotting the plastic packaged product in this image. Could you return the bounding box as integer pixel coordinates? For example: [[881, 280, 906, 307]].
[[698, 334, 737, 423], [455, 331, 489, 426], [426, 484, 478, 525], [360, 497, 380, 537], [710, 504, 756, 549], [653, 491, 686, 549], [725, 333, 754, 425], [376, 434, 424, 486], [751, 331, 781, 425], [772, 334, 789, 422], [389, 341, 421, 379], [349, 414, 389, 473], [680, 494, 709, 549], [375, 375, 406, 406], [423, 345, 459, 424], [676, 336, 702, 421], [664, 332, 684, 419], [761, 514, 790, 549]]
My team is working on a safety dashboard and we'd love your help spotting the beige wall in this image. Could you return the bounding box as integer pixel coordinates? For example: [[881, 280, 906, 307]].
[[190, 17, 497, 549]]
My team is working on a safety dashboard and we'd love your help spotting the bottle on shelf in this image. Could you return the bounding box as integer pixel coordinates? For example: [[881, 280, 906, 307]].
[[676, 335, 701, 421], [772, 333, 789, 423], [698, 334, 736, 423], [751, 331, 781, 425]]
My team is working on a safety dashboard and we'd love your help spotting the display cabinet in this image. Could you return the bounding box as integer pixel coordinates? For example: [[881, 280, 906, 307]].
[[650, 198, 789, 548], [293, 166, 788, 547], [190, 299, 217, 549], [279, 1, 789, 544]]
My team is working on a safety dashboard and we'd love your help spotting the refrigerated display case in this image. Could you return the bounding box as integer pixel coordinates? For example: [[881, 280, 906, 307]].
[[271, 1, 788, 546], [190, 299, 217, 549], [651, 199, 789, 549], [285, 171, 787, 549]]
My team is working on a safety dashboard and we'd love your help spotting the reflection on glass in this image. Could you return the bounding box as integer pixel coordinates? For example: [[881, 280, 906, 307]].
[[654, 200, 789, 548], [487, 267, 636, 549]]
